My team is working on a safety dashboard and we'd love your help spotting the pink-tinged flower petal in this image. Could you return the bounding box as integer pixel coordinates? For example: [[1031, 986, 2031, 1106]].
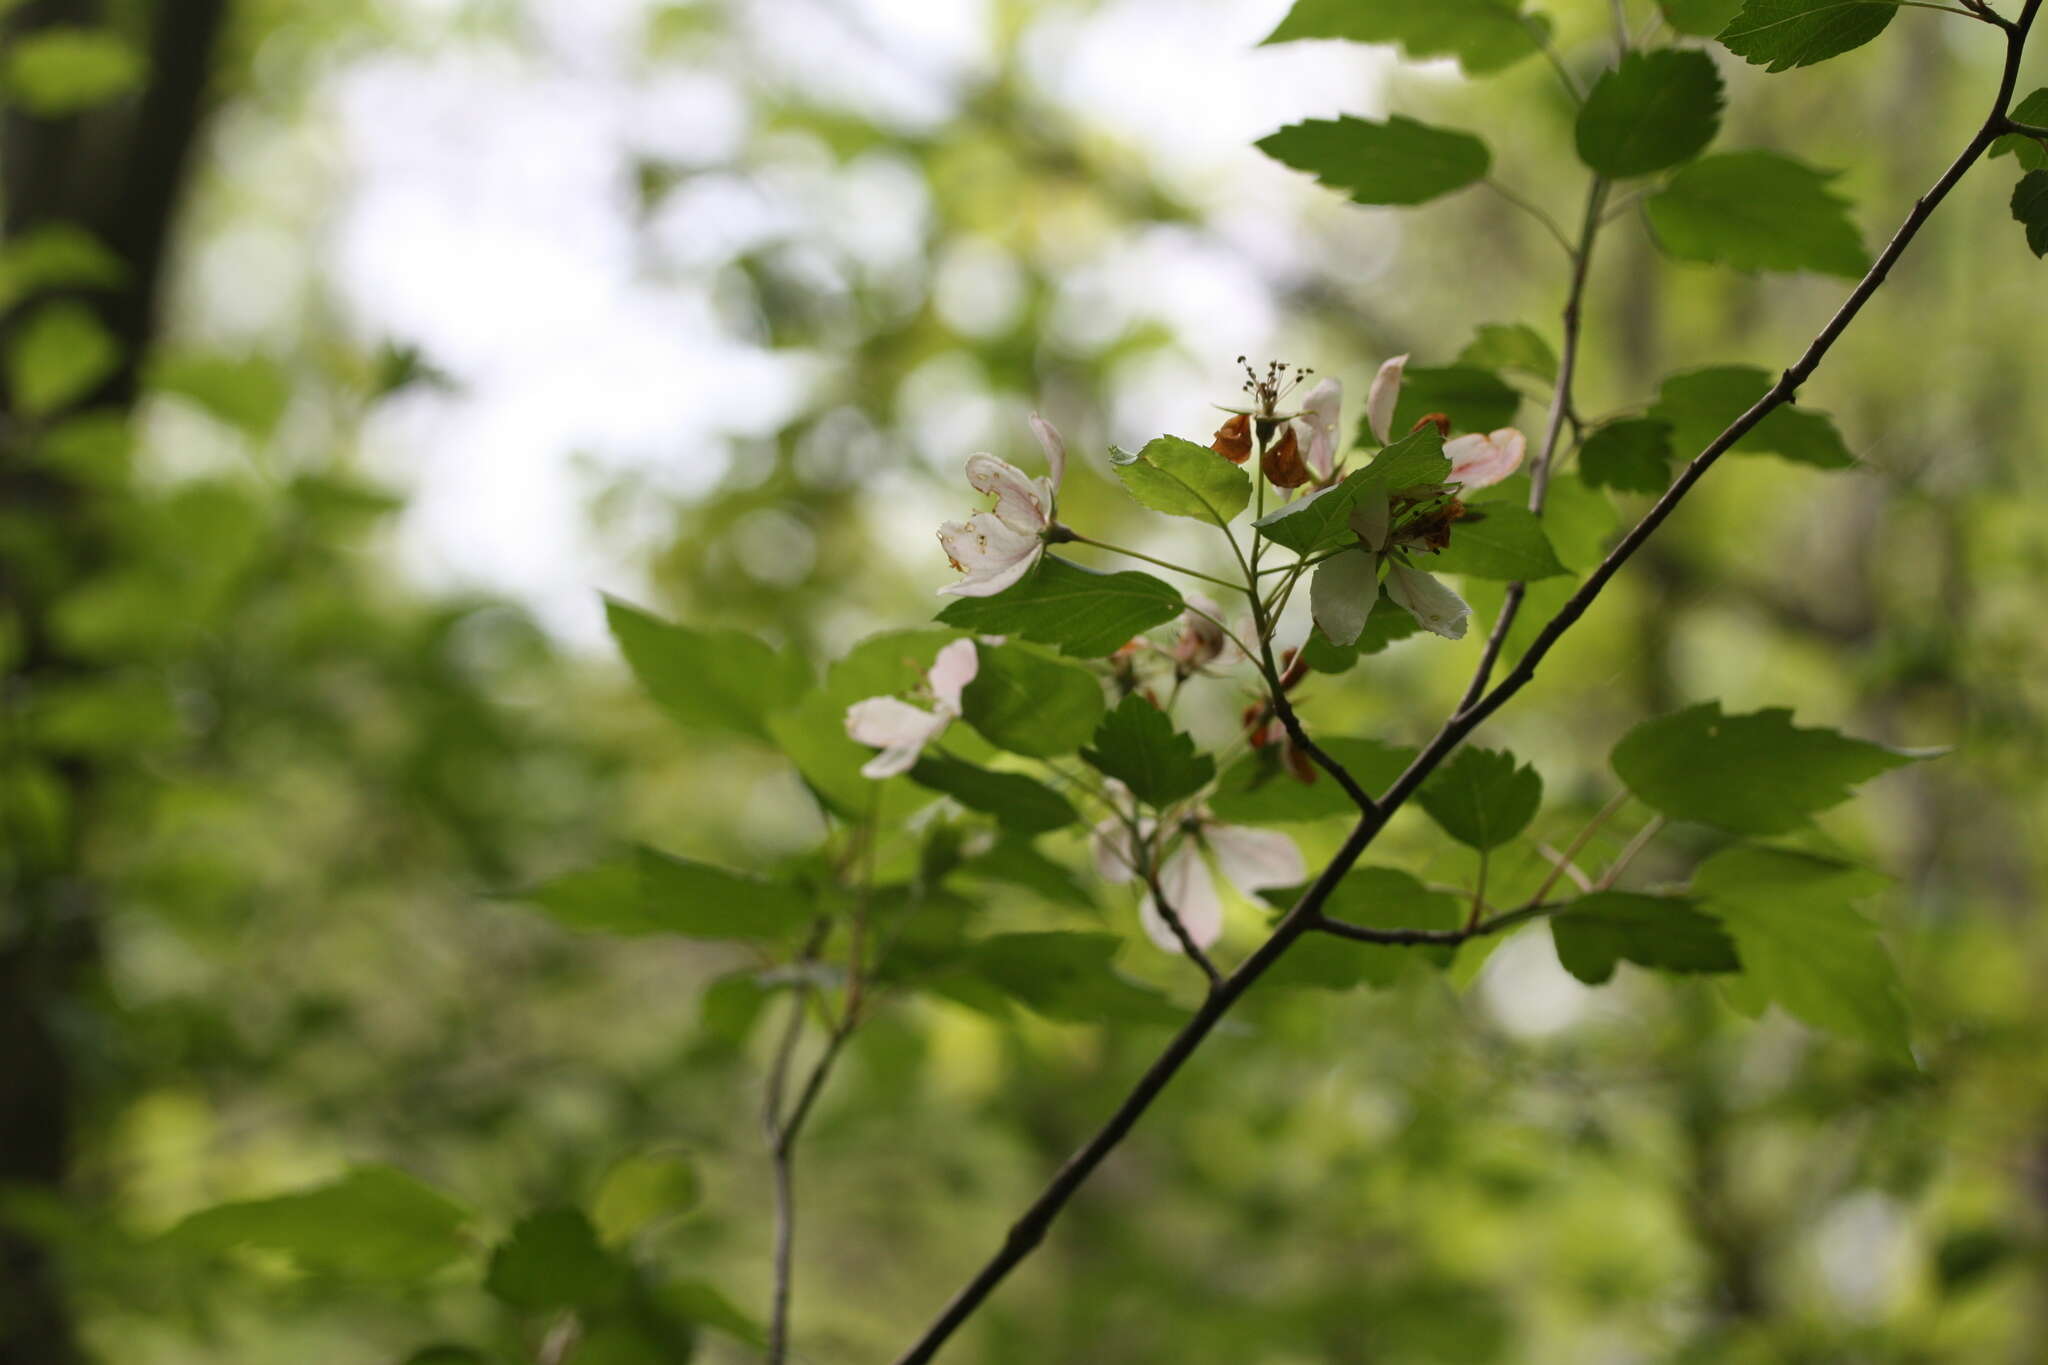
[[1310, 547, 1381, 647], [1140, 842, 1224, 954], [1298, 376, 1342, 480], [1170, 592, 1228, 672], [965, 453, 1050, 533], [937, 514, 1042, 597], [925, 638, 979, 713], [1028, 412, 1066, 492], [1366, 354, 1408, 446], [844, 696, 950, 778], [1092, 814, 1154, 884], [1385, 562, 1471, 640], [1205, 823, 1305, 895], [1445, 427, 1526, 490]]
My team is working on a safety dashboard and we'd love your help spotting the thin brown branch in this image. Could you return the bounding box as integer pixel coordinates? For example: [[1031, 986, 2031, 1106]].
[[1143, 865, 1223, 989]]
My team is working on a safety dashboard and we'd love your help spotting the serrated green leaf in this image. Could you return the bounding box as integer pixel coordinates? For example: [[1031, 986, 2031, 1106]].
[[7, 302, 118, 417], [1576, 49, 1725, 178], [1417, 747, 1541, 850], [1358, 426, 1452, 484], [166, 1166, 471, 1281], [487, 1208, 628, 1312], [1550, 892, 1740, 985], [766, 630, 960, 819], [2012, 170, 2048, 258], [1651, 365, 1854, 468], [955, 835, 1094, 908], [909, 752, 1080, 833], [1256, 115, 1490, 207], [957, 640, 1102, 758], [945, 931, 1183, 1025], [1109, 435, 1252, 523], [1578, 418, 1674, 493], [1081, 693, 1214, 808], [1428, 502, 1569, 580], [1380, 366, 1520, 445], [1647, 151, 1869, 277], [1261, 867, 1462, 989], [935, 556, 1184, 658], [1, 27, 144, 116], [1612, 702, 1927, 834], [1989, 89, 2048, 170], [1456, 323, 1557, 383], [1253, 469, 1381, 554], [1261, 0, 1549, 75], [1210, 738, 1418, 822], [1718, 0, 1897, 73], [604, 597, 803, 743], [1694, 843, 1909, 1058]]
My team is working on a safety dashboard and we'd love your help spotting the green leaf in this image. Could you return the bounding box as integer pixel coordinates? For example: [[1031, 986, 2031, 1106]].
[[957, 640, 1103, 758], [1262, 867, 1462, 989], [166, 1166, 471, 1281], [592, 1151, 701, 1244], [654, 1280, 768, 1348], [604, 597, 803, 742], [1659, 0, 1745, 37], [766, 630, 958, 819], [1549, 892, 1740, 985], [1989, 89, 2048, 170], [1382, 366, 1520, 445], [1428, 502, 1569, 580], [1, 27, 144, 116], [1456, 323, 1557, 383], [1108, 435, 1252, 523], [1254, 468, 1381, 554], [1718, 0, 1897, 73], [948, 931, 1183, 1025], [1211, 738, 1417, 822], [1417, 747, 1541, 850], [1612, 702, 1928, 834], [935, 556, 1184, 658], [1358, 426, 1452, 484], [7, 302, 118, 417], [1651, 365, 1854, 468], [1575, 49, 1725, 178], [1261, 0, 1549, 75], [1646, 151, 1869, 277], [1694, 844, 1909, 1058], [2012, 170, 2048, 258], [508, 851, 815, 942], [1255, 115, 1490, 207], [403, 1347, 491, 1365], [956, 835, 1094, 909], [487, 1208, 628, 1312], [1578, 418, 1674, 493], [0, 225, 125, 311], [909, 752, 1080, 833], [1081, 693, 1214, 808], [147, 351, 292, 442]]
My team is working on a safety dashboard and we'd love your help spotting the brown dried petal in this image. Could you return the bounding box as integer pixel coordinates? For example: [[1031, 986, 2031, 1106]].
[[1261, 424, 1310, 489], [1211, 413, 1252, 464]]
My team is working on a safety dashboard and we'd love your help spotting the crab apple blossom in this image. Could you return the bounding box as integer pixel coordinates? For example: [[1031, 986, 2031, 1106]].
[[1445, 427, 1526, 490], [1295, 375, 1343, 482], [1364, 353, 1408, 446], [1092, 801, 1304, 955], [844, 638, 978, 779], [936, 414, 1067, 598], [1386, 559, 1471, 640]]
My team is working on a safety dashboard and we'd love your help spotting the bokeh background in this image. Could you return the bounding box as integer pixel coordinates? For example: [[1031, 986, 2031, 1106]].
[[5, 0, 2048, 1361]]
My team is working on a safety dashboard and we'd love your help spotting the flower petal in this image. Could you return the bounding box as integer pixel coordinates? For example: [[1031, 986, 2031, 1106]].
[[966, 453, 1050, 532], [937, 514, 1042, 597], [1092, 814, 1154, 884], [1205, 823, 1305, 895], [1366, 354, 1407, 446], [1385, 561, 1471, 640], [1445, 427, 1526, 491], [1299, 376, 1342, 480], [844, 697, 950, 778], [1347, 486, 1390, 552], [1028, 412, 1066, 492], [925, 638, 979, 712], [1140, 843, 1224, 954], [1310, 546, 1381, 647]]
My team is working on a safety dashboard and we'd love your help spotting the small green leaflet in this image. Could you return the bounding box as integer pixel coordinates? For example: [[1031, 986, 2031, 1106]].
[[1428, 502, 1569, 581], [0, 225, 125, 312], [1382, 366, 1519, 445], [1575, 49, 1725, 178], [1210, 738, 1417, 823], [1694, 843, 1910, 1059], [938, 931, 1184, 1025], [508, 849, 815, 942], [1081, 693, 1214, 808], [604, 597, 804, 743], [959, 640, 1103, 758], [1659, 0, 1745, 37], [0, 27, 145, 116], [1611, 701, 1930, 834], [1417, 746, 1541, 850], [1456, 323, 1557, 383], [1578, 418, 1674, 493], [1718, 0, 1897, 73], [487, 1208, 628, 1312], [7, 302, 118, 418], [1549, 892, 1740, 985], [2012, 171, 2048, 258], [1989, 89, 2048, 170], [910, 752, 1079, 833], [1651, 365, 1853, 468], [165, 1166, 473, 1281], [935, 556, 1184, 658], [1261, 867, 1462, 990], [1260, 0, 1549, 75], [1109, 434, 1251, 525], [1647, 151, 1869, 278], [1255, 115, 1491, 207]]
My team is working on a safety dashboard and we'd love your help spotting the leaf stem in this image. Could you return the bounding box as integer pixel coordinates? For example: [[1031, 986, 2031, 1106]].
[[1068, 533, 1241, 590]]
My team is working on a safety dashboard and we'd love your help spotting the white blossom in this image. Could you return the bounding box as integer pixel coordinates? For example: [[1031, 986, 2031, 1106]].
[[1364, 354, 1408, 446], [844, 638, 978, 778], [937, 415, 1065, 598], [1294, 376, 1343, 482], [1444, 427, 1526, 490], [1093, 799, 1304, 955], [1385, 560, 1471, 640]]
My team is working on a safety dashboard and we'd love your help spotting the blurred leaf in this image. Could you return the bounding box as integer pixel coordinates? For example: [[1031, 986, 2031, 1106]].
[[0, 27, 144, 115], [1578, 418, 1674, 493], [486, 1208, 628, 1311], [1212, 738, 1416, 822], [1428, 502, 1568, 580], [1417, 747, 1541, 850], [654, 1279, 768, 1347], [604, 596, 803, 743], [2012, 170, 2048, 258], [0, 224, 125, 310], [1659, 0, 1745, 37], [1262, 867, 1461, 988], [1549, 892, 1740, 984], [1651, 365, 1854, 468], [148, 350, 292, 441], [1108, 435, 1251, 524], [592, 1151, 701, 1244], [7, 302, 118, 417], [509, 850, 814, 942], [1081, 693, 1214, 807], [1575, 49, 1724, 177], [1383, 367, 1519, 444], [402, 1347, 493, 1365], [959, 640, 1103, 758], [955, 835, 1094, 908], [1255, 115, 1490, 206], [1989, 89, 2048, 169], [946, 931, 1183, 1025], [1933, 1226, 2019, 1294], [909, 752, 1079, 832], [1261, 0, 1548, 74], [27, 674, 176, 753], [1646, 151, 1869, 277], [935, 556, 1184, 658], [1456, 323, 1557, 383], [1718, 0, 1896, 72], [167, 1166, 471, 1281], [1694, 843, 1909, 1058]]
